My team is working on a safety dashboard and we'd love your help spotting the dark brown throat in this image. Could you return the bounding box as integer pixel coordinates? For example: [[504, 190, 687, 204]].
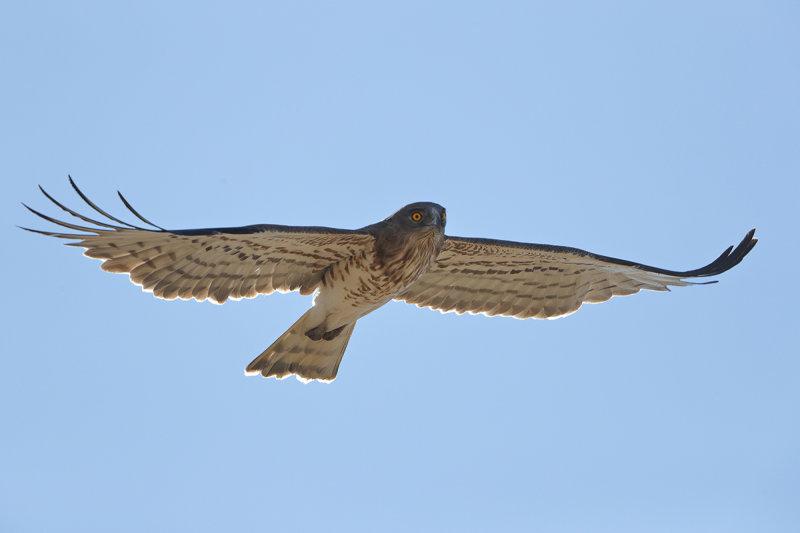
[[374, 228, 443, 270]]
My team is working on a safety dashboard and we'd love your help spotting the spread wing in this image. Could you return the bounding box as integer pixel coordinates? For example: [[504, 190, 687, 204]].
[[396, 231, 757, 319], [21, 178, 374, 304]]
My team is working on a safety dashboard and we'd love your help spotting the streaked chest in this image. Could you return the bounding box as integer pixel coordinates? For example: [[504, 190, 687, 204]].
[[320, 230, 443, 307]]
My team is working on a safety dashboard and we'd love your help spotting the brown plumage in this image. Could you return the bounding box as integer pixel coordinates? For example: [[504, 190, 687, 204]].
[[22, 178, 756, 382]]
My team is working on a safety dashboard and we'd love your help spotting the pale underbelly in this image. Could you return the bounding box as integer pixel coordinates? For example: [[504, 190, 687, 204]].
[[311, 267, 426, 327]]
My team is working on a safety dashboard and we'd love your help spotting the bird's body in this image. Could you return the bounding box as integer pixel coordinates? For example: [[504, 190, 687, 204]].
[[22, 179, 757, 382], [246, 207, 446, 380], [314, 209, 445, 329]]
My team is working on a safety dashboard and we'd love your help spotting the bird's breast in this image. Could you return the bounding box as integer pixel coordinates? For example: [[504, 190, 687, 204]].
[[373, 229, 443, 290], [316, 230, 443, 312]]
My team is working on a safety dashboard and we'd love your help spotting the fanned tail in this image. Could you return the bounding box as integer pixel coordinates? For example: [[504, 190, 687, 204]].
[[245, 310, 356, 383]]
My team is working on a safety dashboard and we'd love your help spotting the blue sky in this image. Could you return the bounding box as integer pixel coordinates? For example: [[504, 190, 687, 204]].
[[2, 2, 798, 532]]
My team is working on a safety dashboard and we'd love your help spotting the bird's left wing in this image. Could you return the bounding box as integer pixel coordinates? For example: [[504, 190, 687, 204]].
[[396, 231, 757, 319], [21, 179, 374, 304]]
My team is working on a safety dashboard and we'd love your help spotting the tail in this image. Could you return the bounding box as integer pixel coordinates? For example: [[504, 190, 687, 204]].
[[245, 309, 357, 383]]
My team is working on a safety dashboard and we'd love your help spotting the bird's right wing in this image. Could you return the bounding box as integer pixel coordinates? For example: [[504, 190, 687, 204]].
[[21, 179, 375, 304], [396, 230, 757, 319]]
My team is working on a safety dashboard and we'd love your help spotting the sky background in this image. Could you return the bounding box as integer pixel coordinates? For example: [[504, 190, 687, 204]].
[[2, 2, 798, 532]]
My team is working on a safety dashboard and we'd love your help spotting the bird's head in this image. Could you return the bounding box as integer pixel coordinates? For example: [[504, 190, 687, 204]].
[[362, 202, 447, 261], [384, 202, 447, 233]]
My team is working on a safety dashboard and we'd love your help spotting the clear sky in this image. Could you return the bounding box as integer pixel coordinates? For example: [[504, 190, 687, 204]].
[[2, 2, 798, 532]]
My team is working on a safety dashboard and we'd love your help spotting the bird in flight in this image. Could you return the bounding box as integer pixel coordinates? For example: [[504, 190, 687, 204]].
[[22, 178, 757, 383]]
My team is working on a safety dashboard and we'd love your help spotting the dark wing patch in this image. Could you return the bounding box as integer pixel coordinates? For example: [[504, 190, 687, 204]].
[[396, 231, 757, 319], [21, 179, 374, 304]]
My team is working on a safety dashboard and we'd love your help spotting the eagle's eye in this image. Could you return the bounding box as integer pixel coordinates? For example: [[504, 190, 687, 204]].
[[411, 211, 423, 223]]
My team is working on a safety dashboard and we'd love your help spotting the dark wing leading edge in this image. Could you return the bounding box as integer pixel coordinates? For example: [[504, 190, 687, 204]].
[[21, 178, 375, 304], [396, 231, 757, 319]]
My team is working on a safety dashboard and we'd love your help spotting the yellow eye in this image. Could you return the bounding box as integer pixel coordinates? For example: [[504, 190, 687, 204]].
[[411, 211, 423, 222]]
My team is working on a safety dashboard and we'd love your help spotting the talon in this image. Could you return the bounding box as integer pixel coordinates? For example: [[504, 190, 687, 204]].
[[322, 325, 346, 340], [304, 326, 325, 341]]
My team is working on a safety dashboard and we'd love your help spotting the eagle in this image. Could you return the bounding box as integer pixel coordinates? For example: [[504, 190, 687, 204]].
[[22, 178, 757, 382]]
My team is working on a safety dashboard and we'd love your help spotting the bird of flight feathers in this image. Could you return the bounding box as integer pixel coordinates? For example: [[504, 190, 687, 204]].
[[21, 178, 757, 383]]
